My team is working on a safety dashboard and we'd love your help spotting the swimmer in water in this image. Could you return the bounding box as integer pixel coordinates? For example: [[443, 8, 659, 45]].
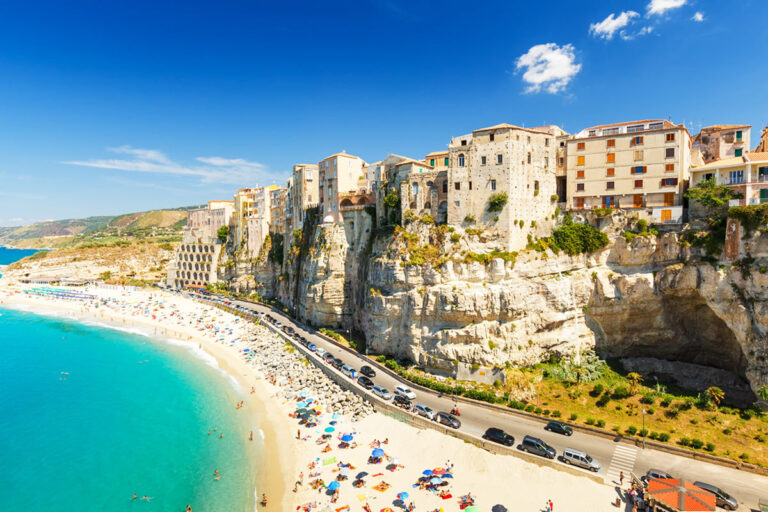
[[132, 493, 137, 500]]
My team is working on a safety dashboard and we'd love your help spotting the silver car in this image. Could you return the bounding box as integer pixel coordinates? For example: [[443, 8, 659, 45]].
[[562, 448, 601, 472], [413, 404, 435, 420], [372, 386, 392, 400]]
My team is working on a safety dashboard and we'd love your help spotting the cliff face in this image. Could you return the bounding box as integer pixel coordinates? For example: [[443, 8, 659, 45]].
[[226, 212, 768, 399]]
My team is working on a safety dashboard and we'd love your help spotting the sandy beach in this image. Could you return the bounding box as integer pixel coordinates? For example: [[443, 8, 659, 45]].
[[0, 282, 618, 511]]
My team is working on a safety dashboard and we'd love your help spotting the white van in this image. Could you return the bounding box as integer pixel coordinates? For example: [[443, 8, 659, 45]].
[[562, 448, 601, 472]]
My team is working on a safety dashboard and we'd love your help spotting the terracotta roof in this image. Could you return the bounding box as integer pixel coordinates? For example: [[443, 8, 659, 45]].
[[293, 163, 318, 169], [701, 124, 751, 131], [746, 152, 768, 162], [425, 151, 449, 157], [472, 123, 552, 135], [580, 119, 676, 132], [691, 156, 746, 171], [393, 158, 433, 169], [320, 152, 363, 161]]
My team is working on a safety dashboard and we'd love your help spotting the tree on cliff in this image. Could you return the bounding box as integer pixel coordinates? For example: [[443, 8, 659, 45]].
[[217, 225, 230, 244], [684, 178, 741, 220], [627, 372, 643, 394], [705, 386, 725, 408]]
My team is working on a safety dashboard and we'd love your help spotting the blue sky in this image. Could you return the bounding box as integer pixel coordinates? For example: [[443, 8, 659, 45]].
[[1, 0, 766, 225]]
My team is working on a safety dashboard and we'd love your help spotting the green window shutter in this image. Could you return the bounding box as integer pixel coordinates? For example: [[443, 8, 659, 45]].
[[736, 131, 742, 141], [735, 149, 743, 157], [430, 159, 435, 166], [444, 158, 449, 166]]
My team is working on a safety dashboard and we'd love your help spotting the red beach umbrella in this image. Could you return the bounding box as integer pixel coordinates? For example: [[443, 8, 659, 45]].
[[646, 479, 716, 511]]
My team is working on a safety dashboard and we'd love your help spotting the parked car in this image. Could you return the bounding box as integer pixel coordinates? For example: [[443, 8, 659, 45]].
[[562, 448, 600, 472], [316, 348, 326, 357], [331, 357, 344, 369], [642, 469, 673, 485], [693, 482, 738, 510], [341, 365, 356, 378], [393, 395, 412, 410], [322, 353, 335, 364], [521, 435, 556, 459], [372, 386, 393, 400], [483, 427, 515, 446], [545, 420, 573, 436], [435, 412, 461, 429], [394, 385, 416, 400], [307, 343, 317, 352], [413, 404, 436, 420], [357, 376, 374, 390], [360, 365, 376, 378]]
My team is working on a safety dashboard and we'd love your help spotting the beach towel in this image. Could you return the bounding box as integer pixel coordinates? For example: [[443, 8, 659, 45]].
[[323, 457, 337, 466], [334, 507, 349, 512], [371, 473, 383, 477], [372, 482, 391, 492], [356, 494, 368, 502], [441, 494, 453, 500]]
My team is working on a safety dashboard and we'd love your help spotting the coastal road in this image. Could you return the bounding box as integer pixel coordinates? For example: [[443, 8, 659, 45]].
[[201, 294, 767, 510]]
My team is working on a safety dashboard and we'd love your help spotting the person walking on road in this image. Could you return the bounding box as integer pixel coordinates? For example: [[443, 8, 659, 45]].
[[620, 471, 625, 487]]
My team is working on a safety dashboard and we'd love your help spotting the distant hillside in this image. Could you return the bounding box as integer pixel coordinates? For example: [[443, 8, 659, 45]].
[[0, 206, 201, 249]]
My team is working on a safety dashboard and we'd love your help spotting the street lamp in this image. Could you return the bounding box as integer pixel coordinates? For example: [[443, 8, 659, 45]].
[[642, 409, 647, 450]]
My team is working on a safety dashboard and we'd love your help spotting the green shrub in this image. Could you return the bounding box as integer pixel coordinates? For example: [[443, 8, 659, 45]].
[[550, 194, 559, 202], [217, 225, 230, 243], [552, 410, 562, 418], [586, 418, 595, 425], [549, 219, 609, 256], [658, 433, 670, 442], [383, 191, 400, 208], [660, 398, 672, 407], [705, 443, 715, 452], [612, 386, 630, 399], [649, 432, 659, 440], [722, 428, 732, 435], [543, 409, 551, 416], [640, 394, 656, 405], [464, 214, 477, 224], [534, 407, 543, 414], [569, 413, 578, 421], [487, 192, 509, 213], [637, 219, 648, 232], [450, 233, 461, 243], [691, 438, 704, 449], [525, 405, 535, 413], [679, 437, 691, 447], [639, 429, 649, 437], [596, 419, 606, 428], [626, 426, 638, 435], [590, 383, 604, 397], [596, 394, 611, 407]]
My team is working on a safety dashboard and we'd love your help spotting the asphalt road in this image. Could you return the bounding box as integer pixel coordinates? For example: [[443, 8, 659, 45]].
[[196, 294, 768, 510]]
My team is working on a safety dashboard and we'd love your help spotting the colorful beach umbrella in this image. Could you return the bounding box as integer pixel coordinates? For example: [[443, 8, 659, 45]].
[[324, 427, 335, 433], [372, 448, 384, 458], [429, 477, 443, 485], [396, 492, 409, 500], [341, 434, 354, 442], [327, 481, 340, 490], [432, 467, 446, 475], [422, 469, 433, 476]]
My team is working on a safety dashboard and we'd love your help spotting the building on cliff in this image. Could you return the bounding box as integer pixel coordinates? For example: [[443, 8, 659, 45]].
[[691, 124, 751, 166], [290, 164, 319, 231], [446, 123, 565, 251], [755, 125, 768, 153], [690, 151, 768, 206], [565, 119, 691, 223], [318, 152, 367, 223], [186, 200, 234, 242], [269, 186, 288, 235]]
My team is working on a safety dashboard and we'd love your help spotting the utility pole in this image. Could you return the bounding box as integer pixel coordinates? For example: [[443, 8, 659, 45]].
[[642, 409, 647, 450]]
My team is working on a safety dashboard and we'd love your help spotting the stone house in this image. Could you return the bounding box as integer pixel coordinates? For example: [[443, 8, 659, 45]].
[[692, 125, 751, 166], [318, 152, 367, 223], [290, 164, 319, 231]]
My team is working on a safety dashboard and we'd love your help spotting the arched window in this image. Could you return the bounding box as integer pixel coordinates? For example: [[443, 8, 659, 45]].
[[427, 181, 434, 188], [458, 154, 465, 167], [424, 201, 432, 210], [412, 182, 419, 198]]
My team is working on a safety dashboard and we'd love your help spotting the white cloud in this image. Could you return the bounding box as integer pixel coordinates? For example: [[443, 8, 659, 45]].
[[515, 43, 581, 94], [62, 146, 273, 185], [691, 11, 704, 22], [647, 0, 687, 16], [589, 11, 639, 40]]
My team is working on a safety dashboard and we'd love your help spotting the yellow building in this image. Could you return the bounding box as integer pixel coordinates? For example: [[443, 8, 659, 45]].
[[566, 119, 691, 223], [290, 164, 319, 231], [690, 152, 768, 206], [318, 152, 367, 223]]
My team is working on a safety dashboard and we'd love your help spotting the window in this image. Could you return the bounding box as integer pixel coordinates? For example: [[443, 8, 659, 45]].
[[607, 139, 616, 148], [665, 163, 675, 172], [442, 180, 448, 193], [491, 179, 496, 191], [634, 179, 643, 188], [634, 150, 644, 161], [606, 181, 615, 190], [576, 183, 585, 192], [430, 159, 435, 166], [455, 201, 460, 207], [497, 154, 503, 164], [454, 182, 461, 190], [588, 130, 597, 137], [545, 138, 550, 147], [665, 133, 675, 142], [633, 194, 643, 208], [736, 130, 743, 142], [603, 127, 619, 136], [665, 147, 675, 158], [661, 178, 678, 187], [577, 155, 585, 166], [558, 157, 564, 166], [577, 170, 585, 179], [489, 133, 495, 142], [729, 170, 744, 184], [630, 136, 644, 146], [632, 166, 646, 174], [577, 142, 585, 150], [527, 153, 531, 164], [468, 181, 472, 190], [527, 136, 531, 143], [606, 153, 615, 163], [481, 156, 487, 165], [444, 157, 449, 166], [534, 180, 539, 191], [606, 168, 615, 177], [544, 156, 549, 167], [627, 124, 644, 133], [461, 140, 467, 146], [649, 122, 664, 130], [412, 183, 419, 197], [735, 148, 743, 157], [458, 154, 465, 167], [603, 196, 615, 208], [575, 197, 585, 208]]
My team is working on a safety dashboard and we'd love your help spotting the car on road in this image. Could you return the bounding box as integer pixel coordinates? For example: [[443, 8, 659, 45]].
[[393, 395, 411, 410], [642, 469, 673, 485], [693, 482, 738, 510], [357, 376, 374, 390], [435, 412, 461, 429], [307, 343, 317, 352], [341, 365, 356, 378], [316, 348, 326, 357], [359, 365, 376, 378], [331, 357, 344, 369], [562, 448, 600, 472], [322, 353, 335, 364], [394, 385, 416, 400], [372, 386, 393, 400], [544, 420, 573, 436], [413, 404, 436, 420], [521, 435, 556, 459], [483, 427, 515, 446]]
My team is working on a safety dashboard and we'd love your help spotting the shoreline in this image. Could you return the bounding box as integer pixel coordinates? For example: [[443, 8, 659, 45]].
[[0, 287, 295, 511]]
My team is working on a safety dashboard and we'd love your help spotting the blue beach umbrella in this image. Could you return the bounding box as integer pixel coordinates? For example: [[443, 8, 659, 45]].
[[355, 471, 368, 479], [341, 434, 353, 442], [371, 448, 384, 458], [331, 413, 340, 419], [430, 477, 443, 485], [324, 427, 335, 433], [327, 481, 340, 490], [442, 473, 454, 479], [397, 492, 409, 500], [422, 469, 433, 476], [297, 401, 308, 408], [306, 398, 314, 404]]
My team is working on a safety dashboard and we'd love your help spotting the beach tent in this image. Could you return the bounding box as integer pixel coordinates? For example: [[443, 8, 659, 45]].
[[646, 479, 716, 512]]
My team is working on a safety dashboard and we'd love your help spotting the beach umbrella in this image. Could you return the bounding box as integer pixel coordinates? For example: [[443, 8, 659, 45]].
[[339, 467, 350, 476], [306, 398, 314, 404], [492, 506, 508, 512], [432, 467, 446, 475], [297, 401, 308, 408], [396, 492, 409, 500], [324, 427, 335, 433], [299, 391, 307, 397], [296, 408, 309, 414], [422, 469, 433, 476], [442, 473, 453, 479], [341, 434, 354, 442], [355, 471, 368, 479], [429, 477, 443, 485], [327, 481, 340, 491], [371, 448, 384, 457]]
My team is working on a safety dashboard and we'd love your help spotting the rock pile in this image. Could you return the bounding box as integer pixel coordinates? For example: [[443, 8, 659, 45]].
[[248, 325, 374, 421]]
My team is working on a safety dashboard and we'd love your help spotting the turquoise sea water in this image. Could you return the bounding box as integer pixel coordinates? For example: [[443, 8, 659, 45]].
[[0, 246, 39, 266], [0, 307, 257, 512]]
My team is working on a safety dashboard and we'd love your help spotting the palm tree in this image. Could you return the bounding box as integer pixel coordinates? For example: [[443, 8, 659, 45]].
[[627, 372, 643, 394], [706, 386, 725, 407]]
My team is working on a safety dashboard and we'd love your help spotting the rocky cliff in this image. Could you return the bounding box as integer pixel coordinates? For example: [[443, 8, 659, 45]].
[[221, 210, 768, 401]]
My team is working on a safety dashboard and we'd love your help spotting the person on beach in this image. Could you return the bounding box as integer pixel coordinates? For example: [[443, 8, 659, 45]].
[[260, 493, 268, 506], [250, 431, 253, 441], [620, 471, 624, 486]]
